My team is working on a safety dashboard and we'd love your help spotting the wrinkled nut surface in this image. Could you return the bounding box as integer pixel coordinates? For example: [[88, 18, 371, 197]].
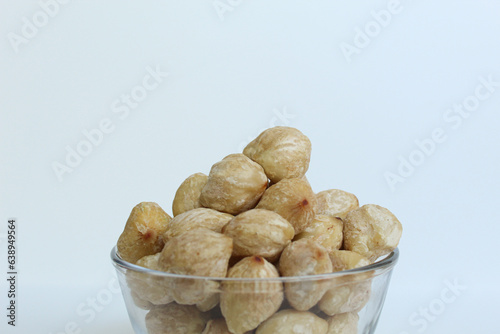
[[294, 215, 343, 253], [243, 126, 312, 184], [319, 281, 371, 316], [172, 173, 208, 217], [343, 204, 402, 262], [164, 208, 233, 242], [279, 239, 333, 311], [196, 292, 220, 312], [127, 253, 174, 306], [329, 250, 371, 272], [256, 178, 317, 235], [159, 228, 233, 305], [222, 209, 295, 262], [327, 312, 359, 334], [221, 256, 283, 334], [200, 154, 268, 215], [117, 202, 172, 264], [316, 189, 359, 220], [256, 309, 328, 334], [145, 303, 207, 334], [202, 318, 233, 334]]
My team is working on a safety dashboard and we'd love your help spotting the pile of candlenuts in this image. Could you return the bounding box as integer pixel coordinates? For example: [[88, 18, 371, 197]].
[[116, 126, 403, 334]]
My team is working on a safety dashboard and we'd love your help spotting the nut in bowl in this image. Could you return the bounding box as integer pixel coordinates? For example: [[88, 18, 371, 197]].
[[111, 126, 402, 334]]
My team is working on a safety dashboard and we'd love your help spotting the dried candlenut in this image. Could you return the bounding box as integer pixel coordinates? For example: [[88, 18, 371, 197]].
[[172, 172, 208, 216], [319, 281, 371, 316], [158, 228, 232, 305], [222, 209, 295, 262], [114, 126, 403, 334], [200, 154, 268, 215], [279, 239, 333, 311], [221, 256, 283, 334], [163, 208, 233, 242], [327, 313, 359, 334], [145, 303, 207, 334], [256, 178, 317, 234], [294, 215, 343, 253], [329, 250, 371, 272], [316, 189, 359, 219], [117, 202, 172, 264], [243, 126, 312, 183], [256, 309, 328, 334], [321, 251, 372, 316], [127, 253, 173, 306], [202, 318, 233, 334], [343, 204, 402, 262]]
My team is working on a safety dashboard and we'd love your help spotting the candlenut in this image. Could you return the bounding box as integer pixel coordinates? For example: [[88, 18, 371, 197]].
[[116, 126, 403, 334]]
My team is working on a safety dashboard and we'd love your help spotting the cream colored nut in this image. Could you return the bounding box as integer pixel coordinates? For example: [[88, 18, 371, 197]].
[[256, 178, 317, 234], [316, 189, 359, 220], [130, 290, 154, 310], [279, 239, 333, 311], [221, 256, 283, 334], [117, 202, 172, 264], [202, 318, 233, 334], [255, 309, 328, 334], [294, 215, 343, 253], [319, 281, 371, 316], [127, 253, 174, 306], [159, 228, 233, 305], [200, 154, 268, 215], [222, 209, 295, 262], [164, 208, 233, 242], [343, 204, 402, 262], [172, 173, 208, 217], [196, 293, 219, 312], [326, 313, 359, 334], [145, 303, 208, 334], [329, 250, 370, 272], [243, 126, 312, 184]]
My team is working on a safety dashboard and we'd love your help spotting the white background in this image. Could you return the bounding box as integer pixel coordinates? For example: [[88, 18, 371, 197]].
[[1, 0, 500, 333]]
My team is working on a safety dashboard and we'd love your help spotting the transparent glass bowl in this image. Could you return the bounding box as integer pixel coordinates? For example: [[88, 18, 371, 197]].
[[111, 246, 399, 334]]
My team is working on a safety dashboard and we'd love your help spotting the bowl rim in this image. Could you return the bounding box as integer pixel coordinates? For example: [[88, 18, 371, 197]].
[[110, 245, 399, 282]]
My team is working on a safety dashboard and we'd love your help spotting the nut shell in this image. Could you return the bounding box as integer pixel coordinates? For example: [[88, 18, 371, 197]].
[[222, 209, 295, 262], [255, 309, 328, 334], [172, 173, 208, 217], [145, 303, 208, 334], [343, 204, 402, 262], [294, 215, 343, 253], [221, 256, 283, 334], [316, 190, 359, 220], [200, 154, 268, 215], [117, 202, 172, 264], [256, 178, 317, 235], [279, 239, 333, 311], [243, 126, 312, 184]]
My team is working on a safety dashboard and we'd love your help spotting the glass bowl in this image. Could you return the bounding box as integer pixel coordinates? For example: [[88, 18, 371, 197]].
[[111, 246, 399, 334]]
